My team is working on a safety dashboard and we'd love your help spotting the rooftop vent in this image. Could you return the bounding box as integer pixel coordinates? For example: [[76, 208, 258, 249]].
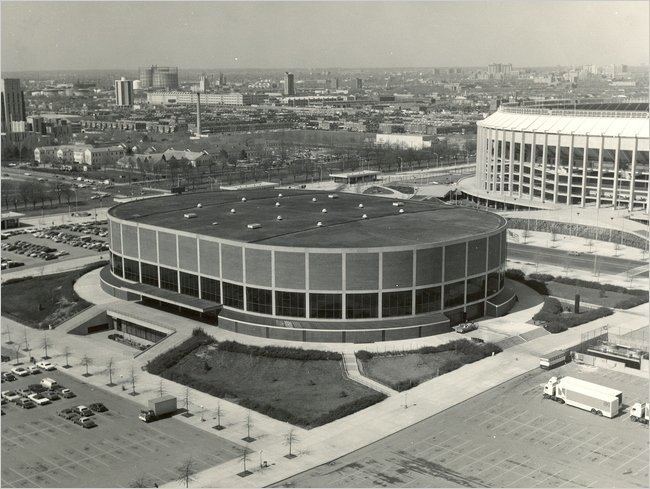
[[316, 221, 323, 227], [312, 197, 317, 202], [321, 208, 327, 213], [247, 223, 262, 229], [212, 222, 219, 225], [327, 194, 338, 199], [241, 197, 247, 202], [275, 202, 281, 207], [358, 203, 364, 208], [196, 203, 202, 208], [362, 214, 368, 219], [184, 213, 197, 219], [392, 202, 404, 207], [398, 208, 405, 214], [230, 208, 236, 214], [276, 215, 283, 221], [278, 193, 283, 198]]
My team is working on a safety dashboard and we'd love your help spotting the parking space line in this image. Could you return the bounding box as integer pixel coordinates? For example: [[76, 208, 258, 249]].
[[40, 456, 78, 481], [5, 468, 41, 488]]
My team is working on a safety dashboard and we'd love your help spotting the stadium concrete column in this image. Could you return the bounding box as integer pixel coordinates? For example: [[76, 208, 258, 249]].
[[377, 252, 383, 318], [341, 252, 346, 320], [271, 251, 276, 315], [508, 130, 515, 196], [529, 132, 536, 202], [581, 135, 589, 207], [567, 133, 574, 205], [156, 230, 162, 286], [596, 134, 604, 209], [304, 253, 311, 319], [499, 130, 506, 194], [518, 130, 525, 198], [540, 133, 548, 203], [553, 137, 560, 204], [612, 135, 621, 209], [476, 127, 483, 190], [411, 251, 417, 315], [629, 136, 637, 211], [175, 233, 181, 293], [491, 128, 497, 193], [218, 242, 224, 310]]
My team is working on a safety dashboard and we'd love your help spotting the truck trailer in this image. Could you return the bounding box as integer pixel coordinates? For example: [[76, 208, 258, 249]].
[[139, 395, 177, 422], [543, 376, 622, 418], [630, 402, 649, 425]]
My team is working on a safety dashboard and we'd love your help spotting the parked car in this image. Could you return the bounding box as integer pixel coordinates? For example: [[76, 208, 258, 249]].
[[27, 365, 41, 375], [89, 402, 108, 413], [59, 388, 76, 399], [1, 390, 21, 402], [58, 408, 78, 420], [28, 384, 46, 393], [35, 361, 56, 371], [42, 390, 60, 401], [1, 373, 16, 382], [453, 322, 479, 334], [10, 367, 29, 377], [75, 405, 93, 416], [28, 393, 51, 406], [16, 398, 36, 409], [74, 416, 97, 428]]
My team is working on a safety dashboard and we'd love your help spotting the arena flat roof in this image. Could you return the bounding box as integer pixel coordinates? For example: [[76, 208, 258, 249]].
[[109, 189, 505, 248]]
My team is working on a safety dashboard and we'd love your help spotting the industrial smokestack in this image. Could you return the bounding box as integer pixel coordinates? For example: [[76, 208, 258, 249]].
[[196, 92, 201, 137]]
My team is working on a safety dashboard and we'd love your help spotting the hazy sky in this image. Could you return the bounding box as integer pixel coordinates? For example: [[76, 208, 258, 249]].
[[1, 1, 648, 72]]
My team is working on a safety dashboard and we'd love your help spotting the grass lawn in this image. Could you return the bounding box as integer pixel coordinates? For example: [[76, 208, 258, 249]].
[[158, 342, 385, 428], [546, 281, 637, 308], [1, 263, 101, 328], [360, 351, 459, 390]]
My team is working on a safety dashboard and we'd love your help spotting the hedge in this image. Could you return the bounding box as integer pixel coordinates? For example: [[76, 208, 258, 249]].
[[216, 341, 342, 361], [614, 296, 649, 309], [146, 334, 215, 375], [532, 297, 613, 333], [505, 269, 549, 295]]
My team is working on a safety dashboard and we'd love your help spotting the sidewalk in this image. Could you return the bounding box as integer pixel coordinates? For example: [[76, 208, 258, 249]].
[[0, 255, 107, 283]]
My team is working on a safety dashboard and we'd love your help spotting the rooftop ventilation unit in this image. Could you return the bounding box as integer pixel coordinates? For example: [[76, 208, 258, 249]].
[[184, 213, 197, 219], [392, 202, 404, 207], [362, 214, 368, 219], [321, 208, 327, 213], [398, 208, 405, 214], [278, 193, 283, 198], [312, 197, 317, 202], [276, 215, 283, 221], [241, 197, 247, 202], [358, 203, 364, 208], [247, 223, 262, 229], [275, 202, 280, 207], [327, 194, 338, 199], [212, 222, 219, 225], [230, 208, 236, 214], [196, 203, 202, 208], [316, 221, 323, 227]]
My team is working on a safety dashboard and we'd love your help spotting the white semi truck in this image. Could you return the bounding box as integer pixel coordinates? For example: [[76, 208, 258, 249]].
[[630, 402, 649, 425], [543, 376, 622, 418]]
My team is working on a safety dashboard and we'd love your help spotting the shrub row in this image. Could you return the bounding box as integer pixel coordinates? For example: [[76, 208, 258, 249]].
[[216, 341, 342, 361], [533, 297, 614, 334], [613, 296, 649, 309], [551, 276, 648, 297], [146, 335, 215, 375], [505, 269, 549, 295], [161, 369, 386, 428]]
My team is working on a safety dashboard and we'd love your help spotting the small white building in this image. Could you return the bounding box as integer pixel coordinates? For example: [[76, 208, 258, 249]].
[[375, 133, 433, 150]]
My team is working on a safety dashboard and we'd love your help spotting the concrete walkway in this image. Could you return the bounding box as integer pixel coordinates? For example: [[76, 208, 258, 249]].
[[73, 267, 117, 304], [1, 255, 106, 283], [342, 352, 397, 397]]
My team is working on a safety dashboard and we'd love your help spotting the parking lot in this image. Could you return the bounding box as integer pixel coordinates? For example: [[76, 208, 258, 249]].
[[2, 369, 244, 487], [1, 221, 108, 271], [278, 363, 649, 488]]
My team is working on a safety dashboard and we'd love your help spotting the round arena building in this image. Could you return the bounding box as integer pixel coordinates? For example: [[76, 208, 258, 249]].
[[472, 99, 649, 211], [102, 189, 513, 343]]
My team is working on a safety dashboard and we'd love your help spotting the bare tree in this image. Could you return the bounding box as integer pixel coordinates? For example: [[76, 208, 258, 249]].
[[183, 386, 192, 416], [41, 333, 52, 359], [106, 357, 116, 387], [129, 475, 152, 488], [62, 345, 72, 368], [157, 378, 165, 397], [14, 345, 22, 366], [4, 323, 13, 345], [242, 410, 255, 442], [176, 457, 197, 488], [214, 402, 225, 430], [80, 355, 93, 376], [284, 428, 299, 459], [239, 448, 251, 476], [129, 365, 138, 395]]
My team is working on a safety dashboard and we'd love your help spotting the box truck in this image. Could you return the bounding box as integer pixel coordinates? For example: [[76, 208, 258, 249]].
[[630, 402, 649, 425], [139, 395, 177, 422], [543, 376, 622, 418]]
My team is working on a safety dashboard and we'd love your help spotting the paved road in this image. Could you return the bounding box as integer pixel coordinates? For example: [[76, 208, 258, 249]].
[[508, 243, 646, 276]]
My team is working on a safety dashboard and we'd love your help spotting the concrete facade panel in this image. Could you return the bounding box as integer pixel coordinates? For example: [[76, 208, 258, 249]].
[[346, 253, 379, 290], [221, 244, 243, 282], [416, 248, 443, 286], [245, 248, 272, 287], [178, 235, 198, 272], [275, 251, 305, 289], [382, 250, 413, 289], [199, 239, 220, 278], [309, 253, 342, 290], [110, 221, 121, 253], [158, 231, 178, 268], [121, 224, 139, 258], [139, 228, 157, 263]]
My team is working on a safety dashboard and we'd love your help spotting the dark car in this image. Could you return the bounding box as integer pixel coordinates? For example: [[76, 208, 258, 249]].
[[89, 402, 108, 413], [28, 384, 46, 394], [75, 405, 93, 416], [58, 408, 78, 420], [17, 398, 36, 409], [1, 355, 10, 363], [42, 390, 60, 401], [59, 388, 76, 398], [1, 372, 16, 382], [74, 416, 97, 429]]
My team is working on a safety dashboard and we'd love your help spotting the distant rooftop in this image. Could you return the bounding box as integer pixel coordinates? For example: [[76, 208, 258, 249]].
[[109, 189, 505, 248]]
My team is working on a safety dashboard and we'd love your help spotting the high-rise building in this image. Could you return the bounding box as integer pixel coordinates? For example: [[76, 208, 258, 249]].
[[219, 72, 226, 86], [198, 74, 210, 92], [487, 63, 512, 76], [335, 77, 340, 90], [284, 72, 295, 96], [355, 78, 363, 90], [138, 66, 179, 89], [1, 78, 26, 133], [114, 77, 134, 106]]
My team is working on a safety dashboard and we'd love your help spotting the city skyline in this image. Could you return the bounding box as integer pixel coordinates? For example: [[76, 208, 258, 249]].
[[1, 1, 648, 72]]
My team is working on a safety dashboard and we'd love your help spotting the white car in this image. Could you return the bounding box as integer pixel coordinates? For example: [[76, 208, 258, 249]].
[[28, 393, 51, 406], [35, 361, 56, 371], [11, 367, 29, 377], [2, 390, 21, 402]]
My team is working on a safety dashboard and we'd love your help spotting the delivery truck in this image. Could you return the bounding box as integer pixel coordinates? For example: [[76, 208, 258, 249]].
[[629, 402, 649, 425], [543, 376, 622, 418], [139, 395, 177, 423]]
